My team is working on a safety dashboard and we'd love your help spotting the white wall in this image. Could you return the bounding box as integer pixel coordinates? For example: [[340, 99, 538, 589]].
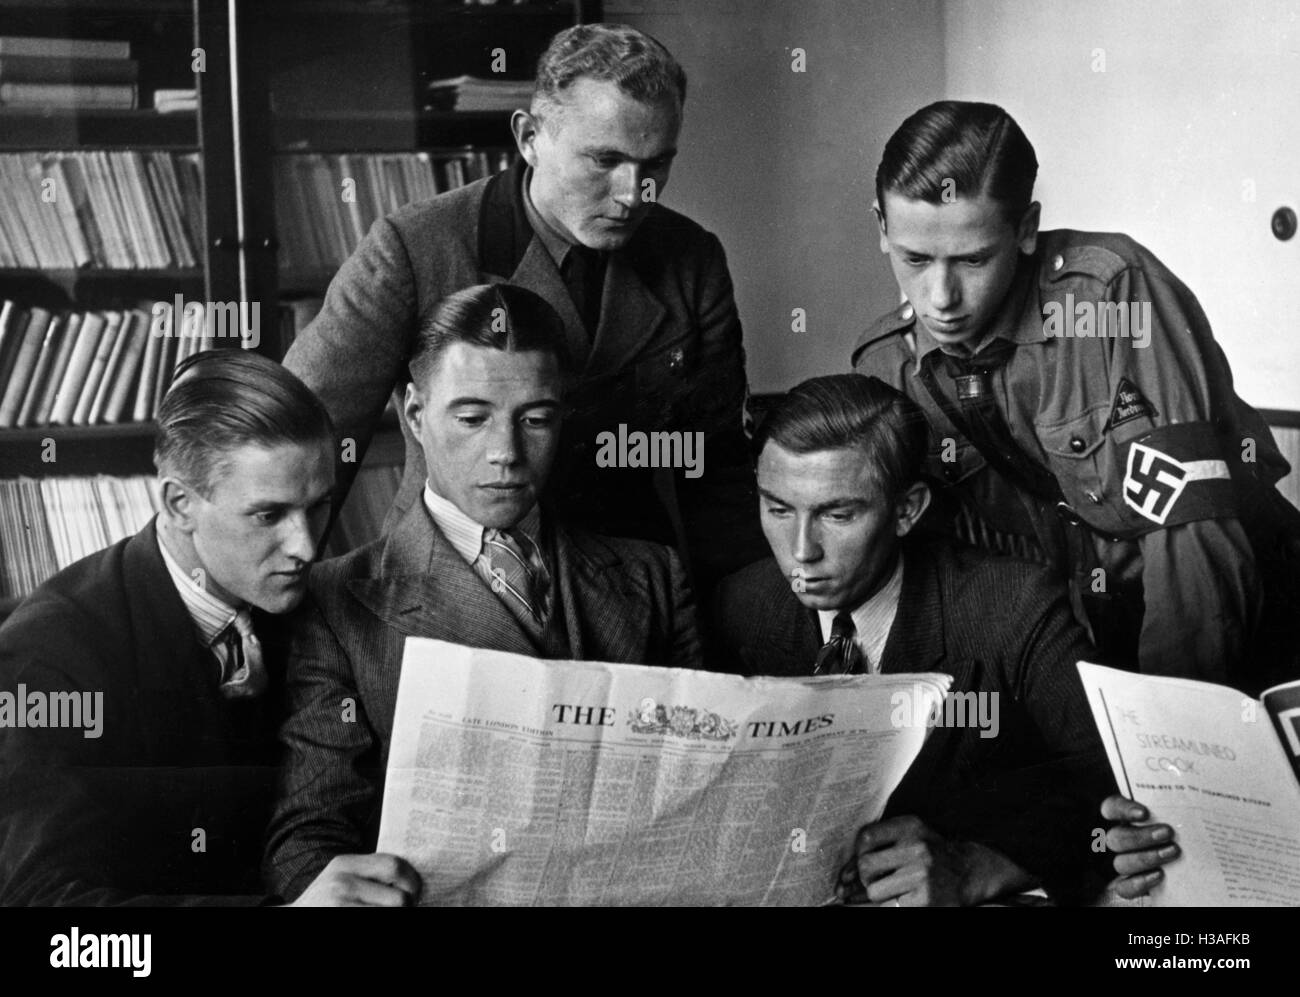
[[944, 0, 1300, 411], [613, 0, 944, 392]]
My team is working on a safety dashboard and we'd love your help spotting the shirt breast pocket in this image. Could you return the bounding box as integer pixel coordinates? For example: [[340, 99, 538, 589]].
[[1035, 405, 1109, 511]]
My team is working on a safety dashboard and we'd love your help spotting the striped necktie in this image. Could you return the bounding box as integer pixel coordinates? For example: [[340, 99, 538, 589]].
[[814, 612, 865, 675], [215, 608, 267, 699], [483, 528, 541, 621]]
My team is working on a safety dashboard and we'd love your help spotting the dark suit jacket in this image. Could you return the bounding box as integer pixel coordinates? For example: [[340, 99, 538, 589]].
[[282, 158, 767, 587], [0, 519, 281, 906], [713, 539, 1117, 903], [265, 498, 701, 900]]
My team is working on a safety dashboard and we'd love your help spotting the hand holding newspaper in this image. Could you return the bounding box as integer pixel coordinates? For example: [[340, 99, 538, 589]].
[[377, 638, 951, 906]]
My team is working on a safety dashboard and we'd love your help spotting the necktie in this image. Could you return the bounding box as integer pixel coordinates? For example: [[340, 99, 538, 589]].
[[483, 528, 541, 621], [814, 612, 865, 675], [216, 608, 267, 699], [560, 244, 606, 333]]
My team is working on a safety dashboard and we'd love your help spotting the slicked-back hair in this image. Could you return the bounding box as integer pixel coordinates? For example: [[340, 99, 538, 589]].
[[532, 22, 685, 123], [876, 100, 1038, 226], [409, 283, 572, 387], [755, 375, 930, 502], [154, 349, 335, 497]]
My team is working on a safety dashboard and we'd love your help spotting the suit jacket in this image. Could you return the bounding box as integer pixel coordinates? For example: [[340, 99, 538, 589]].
[[265, 498, 701, 900], [0, 519, 281, 906], [282, 158, 767, 587], [712, 539, 1117, 903]]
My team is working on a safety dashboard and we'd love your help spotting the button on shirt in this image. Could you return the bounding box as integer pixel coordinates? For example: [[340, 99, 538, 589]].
[[816, 555, 904, 674], [423, 485, 552, 620], [157, 533, 246, 680]]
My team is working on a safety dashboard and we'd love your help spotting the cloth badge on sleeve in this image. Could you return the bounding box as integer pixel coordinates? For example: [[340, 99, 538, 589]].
[[1107, 377, 1156, 430], [1123, 441, 1230, 525]]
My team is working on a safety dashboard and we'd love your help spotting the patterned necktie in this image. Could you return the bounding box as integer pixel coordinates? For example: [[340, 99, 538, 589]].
[[483, 528, 541, 621], [216, 608, 267, 699], [560, 244, 606, 333], [814, 612, 865, 675]]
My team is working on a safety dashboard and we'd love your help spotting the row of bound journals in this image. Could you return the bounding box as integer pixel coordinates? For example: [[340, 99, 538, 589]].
[[0, 301, 210, 429], [0, 475, 158, 600], [0, 151, 203, 270], [0, 35, 139, 110], [274, 149, 516, 271]]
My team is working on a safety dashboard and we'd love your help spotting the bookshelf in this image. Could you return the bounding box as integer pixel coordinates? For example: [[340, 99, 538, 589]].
[[0, 0, 597, 616]]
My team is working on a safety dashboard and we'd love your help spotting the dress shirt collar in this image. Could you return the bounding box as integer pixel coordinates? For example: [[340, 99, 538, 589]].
[[156, 528, 239, 647], [521, 165, 576, 268], [817, 552, 905, 673], [422, 483, 542, 564]]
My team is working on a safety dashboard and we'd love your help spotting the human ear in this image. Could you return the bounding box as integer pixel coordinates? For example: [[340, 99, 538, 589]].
[[894, 481, 931, 538], [1017, 201, 1041, 255]]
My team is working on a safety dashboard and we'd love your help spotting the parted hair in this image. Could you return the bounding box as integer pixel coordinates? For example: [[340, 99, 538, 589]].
[[755, 374, 930, 500], [154, 349, 334, 496], [409, 283, 572, 385], [876, 100, 1038, 225], [532, 22, 685, 118]]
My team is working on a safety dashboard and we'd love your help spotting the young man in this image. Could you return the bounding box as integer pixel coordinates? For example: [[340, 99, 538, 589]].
[[852, 100, 1300, 691], [266, 284, 701, 901], [0, 350, 411, 905], [283, 22, 765, 590], [713, 374, 1115, 905]]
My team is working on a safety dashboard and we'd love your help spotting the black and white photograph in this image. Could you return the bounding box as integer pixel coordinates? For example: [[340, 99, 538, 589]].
[[0, 0, 1294, 976]]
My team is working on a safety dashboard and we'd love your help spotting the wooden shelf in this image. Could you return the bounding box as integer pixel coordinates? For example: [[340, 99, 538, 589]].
[[273, 109, 514, 152], [0, 421, 157, 477], [0, 108, 198, 149]]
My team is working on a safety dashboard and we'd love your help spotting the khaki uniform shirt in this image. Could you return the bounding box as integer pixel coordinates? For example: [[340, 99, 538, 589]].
[[853, 229, 1296, 687]]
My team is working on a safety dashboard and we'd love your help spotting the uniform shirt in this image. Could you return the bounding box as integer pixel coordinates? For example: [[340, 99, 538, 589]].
[[853, 229, 1296, 685], [816, 554, 904, 674], [157, 531, 243, 680], [521, 166, 578, 269], [422, 484, 552, 622]]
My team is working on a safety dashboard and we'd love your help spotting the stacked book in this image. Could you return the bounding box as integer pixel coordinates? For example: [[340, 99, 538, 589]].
[[0, 475, 159, 599], [0, 299, 213, 429], [0, 150, 203, 269], [424, 75, 534, 112], [0, 36, 138, 110], [274, 149, 514, 271]]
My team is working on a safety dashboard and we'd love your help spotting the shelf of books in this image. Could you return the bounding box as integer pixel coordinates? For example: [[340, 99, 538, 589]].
[[0, 0, 594, 618], [0, 7, 205, 616]]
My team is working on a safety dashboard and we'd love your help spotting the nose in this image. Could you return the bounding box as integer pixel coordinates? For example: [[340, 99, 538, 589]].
[[486, 419, 521, 467], [928, 263, 961, 313], [792, 515, 823, 564], [280, 510, 317, 564], [610, 162, 639, 210]]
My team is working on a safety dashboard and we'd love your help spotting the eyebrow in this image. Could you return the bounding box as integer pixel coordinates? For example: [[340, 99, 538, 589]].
[[892, 241, 1000, 259], [758, 487, 871, 514], [583, 145, 678, 164], [445, 397, 561, 410], [246, 489, 333, 513]]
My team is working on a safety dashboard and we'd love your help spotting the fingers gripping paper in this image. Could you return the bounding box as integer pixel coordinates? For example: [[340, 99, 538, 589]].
[[376, 639, 950, 906]]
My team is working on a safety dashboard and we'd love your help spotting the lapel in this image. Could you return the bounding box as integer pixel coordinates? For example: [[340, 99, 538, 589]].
[[476, 158, 668, 380], [551, 527, 649, 663], [123, 518, 228, 756], [582, 248, 668, 379], [878, 542, 977, 797], [346, 498, 538, 658], [750, 561, 822, 676]]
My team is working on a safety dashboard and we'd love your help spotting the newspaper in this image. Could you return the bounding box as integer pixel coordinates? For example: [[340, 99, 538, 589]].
[[376, 638, 951, 906]]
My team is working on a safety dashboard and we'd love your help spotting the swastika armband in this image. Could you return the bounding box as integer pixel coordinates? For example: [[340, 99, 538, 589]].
[[1122, 422, 1237, 531]]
